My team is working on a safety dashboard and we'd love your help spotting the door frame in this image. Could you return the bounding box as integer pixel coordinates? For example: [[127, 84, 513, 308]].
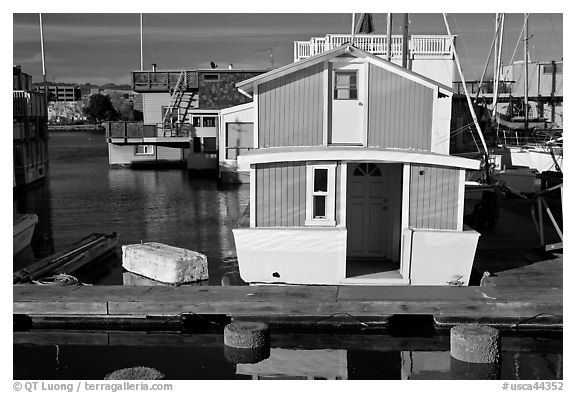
[[341, 161, 411, 280], [328, 59, 369, 147]]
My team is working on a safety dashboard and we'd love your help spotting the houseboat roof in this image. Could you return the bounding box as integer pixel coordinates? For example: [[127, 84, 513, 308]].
[[237, 146, 480, 170], [236, 44, 455, 95]]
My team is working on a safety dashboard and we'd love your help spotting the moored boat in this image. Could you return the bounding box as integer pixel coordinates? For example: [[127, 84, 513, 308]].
[[13, 214, 38, 256]]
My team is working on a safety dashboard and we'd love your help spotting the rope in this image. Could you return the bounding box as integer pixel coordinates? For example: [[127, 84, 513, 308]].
[[512, 313, 562, 330], [31, 274, 90, 286]]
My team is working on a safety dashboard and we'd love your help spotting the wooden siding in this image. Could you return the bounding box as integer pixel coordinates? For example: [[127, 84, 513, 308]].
[[255, 162, 306, 227], [409, 164, 460, 230], [367, 64, 434, 151], [142, 93, 170, 125], [258, 64, 324, 148], [381, 164, 403, 262]]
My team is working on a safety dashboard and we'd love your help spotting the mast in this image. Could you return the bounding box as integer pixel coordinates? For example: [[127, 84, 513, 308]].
[[386, 13, 393, 61], [524, 13, 529, 131], [140, 13, 143, 71], [492, 13, 499, 108], [39, 13, 48, 107], [492, 14, 505, 120], [442, 14, 489, 160], [402, 14, 409, 68], [351, 13, 356, 46]]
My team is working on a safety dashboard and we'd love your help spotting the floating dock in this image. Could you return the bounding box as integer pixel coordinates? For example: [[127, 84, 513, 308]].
[[13, 254, 562, 329]]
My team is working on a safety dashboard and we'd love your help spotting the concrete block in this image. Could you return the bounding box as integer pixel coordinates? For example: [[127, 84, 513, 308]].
[[105, 367, 164, 380], [122, 242, 208, 284], [224, 322, 269, 349]]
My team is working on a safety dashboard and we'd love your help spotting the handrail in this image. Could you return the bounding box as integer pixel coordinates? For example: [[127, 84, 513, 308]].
[[531, 183, 563, 251]]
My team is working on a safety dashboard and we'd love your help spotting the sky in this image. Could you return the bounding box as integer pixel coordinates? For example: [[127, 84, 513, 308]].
[[12, 12, 563, 86]]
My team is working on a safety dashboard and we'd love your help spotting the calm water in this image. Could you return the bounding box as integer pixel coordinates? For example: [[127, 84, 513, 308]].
[[13, 131, 250, 285], [13, 330, 562, 380]]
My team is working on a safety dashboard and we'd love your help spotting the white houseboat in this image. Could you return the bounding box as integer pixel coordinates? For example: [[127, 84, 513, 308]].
[[232, 45, 481, 286]]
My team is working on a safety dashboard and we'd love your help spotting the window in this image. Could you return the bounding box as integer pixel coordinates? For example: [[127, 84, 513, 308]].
[[543, 64, 562, 74], [305, 163, 337, 226], [203, 137, 217, 153], [334, 71, 357, 100], [226, 123, 254, 159], [192, 137, 202, 153], [135, 145, 154, 156], [203, 116, 217, 127], [192, 116, 201, 127], [203, 74, 220, 82]]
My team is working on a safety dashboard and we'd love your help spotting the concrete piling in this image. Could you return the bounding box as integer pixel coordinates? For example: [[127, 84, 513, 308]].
[[104, 367, 165, 380], [450, 324, 501, 379], [223, 322, 270, 364]]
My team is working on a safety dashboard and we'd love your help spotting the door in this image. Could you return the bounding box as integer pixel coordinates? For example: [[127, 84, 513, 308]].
[[331, 63, 364, 145], [346, 163, 388, 258]]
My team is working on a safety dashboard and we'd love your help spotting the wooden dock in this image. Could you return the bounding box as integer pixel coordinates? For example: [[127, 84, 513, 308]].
[[13, 254, 562, 329]]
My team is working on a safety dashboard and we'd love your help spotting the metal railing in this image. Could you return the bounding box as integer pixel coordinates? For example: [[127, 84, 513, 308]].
[[107, 121, 196, 139], [132, 71, 198, 91], [531, 183, 563, 251], [294, 34, 454, 61]]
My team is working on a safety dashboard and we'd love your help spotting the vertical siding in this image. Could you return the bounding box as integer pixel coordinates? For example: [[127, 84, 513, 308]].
[[255, 162, 306, 227], [142, 93, 171, 125], [258, 64, 324, 147], [409, 164, 459, 230], [368, 64, 434, 151]]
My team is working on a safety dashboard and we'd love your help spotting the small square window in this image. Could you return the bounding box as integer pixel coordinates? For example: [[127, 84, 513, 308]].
[[203, 117, 216, 127], [192, 116, 201, 127], [135, 145, 154, 156], [334, 71, 358, 100], [203, 74, 220, 82]]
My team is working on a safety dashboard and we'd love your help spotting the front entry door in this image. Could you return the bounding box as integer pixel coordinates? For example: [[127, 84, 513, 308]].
[[346, 163, 388, 258], [331, 63, 364, 145]]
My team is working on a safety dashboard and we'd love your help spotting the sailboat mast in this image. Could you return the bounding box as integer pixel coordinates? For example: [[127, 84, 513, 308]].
[[386, 13, 393, 61], [140, 13, 143, 71], [492, 13, 499, 107], [39, 13, 47, 107], [524, 13, 529, 131]]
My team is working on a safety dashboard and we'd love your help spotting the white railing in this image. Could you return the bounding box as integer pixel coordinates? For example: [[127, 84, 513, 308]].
[[294, 34, 455, 61]]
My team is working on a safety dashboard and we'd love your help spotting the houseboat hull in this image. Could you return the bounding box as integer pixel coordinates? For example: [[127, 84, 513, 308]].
[[13, 214, 38, 256]]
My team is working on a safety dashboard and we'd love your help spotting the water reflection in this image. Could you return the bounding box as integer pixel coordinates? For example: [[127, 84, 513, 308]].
[[13, 331, 562, 380], [13, 132, 250, 285]]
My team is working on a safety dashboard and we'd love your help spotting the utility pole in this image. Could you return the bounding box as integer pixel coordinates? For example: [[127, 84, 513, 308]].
[[140, 14, 144, 71]]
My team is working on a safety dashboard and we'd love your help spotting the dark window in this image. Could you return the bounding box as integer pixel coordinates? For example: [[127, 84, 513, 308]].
[[203, 117, 216, 127], [192, 137, 202, 153], [203, 137, 217, 153], [192, 116, 201, 127], [313, 196, 326, 219], [313, 168, 328, 192], [334, 71, 358, 100], [203, 74, 220, 82], [543, 64, 562, 74]]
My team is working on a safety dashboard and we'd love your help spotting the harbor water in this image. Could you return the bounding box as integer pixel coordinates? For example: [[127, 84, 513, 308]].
[[13, 131, 249, 285]]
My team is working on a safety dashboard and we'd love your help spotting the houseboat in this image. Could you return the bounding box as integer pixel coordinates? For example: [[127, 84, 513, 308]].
[[232, 45, 481, 286], [13, 66, 49, 187], [219, 32, 458, 183], [107, 67, 265, 170]]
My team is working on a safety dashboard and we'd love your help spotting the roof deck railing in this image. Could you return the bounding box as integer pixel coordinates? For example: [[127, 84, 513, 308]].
[[294, 34, 455, 61]]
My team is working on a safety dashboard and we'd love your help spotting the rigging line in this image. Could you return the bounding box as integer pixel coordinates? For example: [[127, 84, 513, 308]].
[[475, 14, 501, 101], [505, 13, 529, 79]]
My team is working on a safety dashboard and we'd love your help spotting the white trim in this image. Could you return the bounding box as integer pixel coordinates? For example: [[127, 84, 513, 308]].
[[237, 87, 252, 99], [238, 147, 480, 170], [322, 61, 329, 146], [338, 162, 347, 227], [365, 56, 438, 91], [400, 164, 411, 280], [362, 60, 369, 147], [430, 86, 439, 153], [250, 166, 256, 227], [253, 85, 259, 149], [305, 162, 337, 227], [457, 169, 465, 231], [219, 102, 253, 116]]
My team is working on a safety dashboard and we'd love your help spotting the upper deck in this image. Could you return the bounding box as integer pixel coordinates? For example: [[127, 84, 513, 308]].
[[294, 34, 455, 61]]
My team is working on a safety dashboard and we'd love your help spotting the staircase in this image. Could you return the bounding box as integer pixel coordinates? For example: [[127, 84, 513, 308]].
[[162, 71, 195, 137]]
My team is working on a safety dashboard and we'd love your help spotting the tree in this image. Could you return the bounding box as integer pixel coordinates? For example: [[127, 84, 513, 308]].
[[109, 92, 135, 121], [82, 93, 118, 123]]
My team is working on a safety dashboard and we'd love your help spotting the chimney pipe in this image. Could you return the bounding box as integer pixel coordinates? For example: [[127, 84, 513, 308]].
[[229, 64, 233, 70], [151, 63, 157, 72]]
